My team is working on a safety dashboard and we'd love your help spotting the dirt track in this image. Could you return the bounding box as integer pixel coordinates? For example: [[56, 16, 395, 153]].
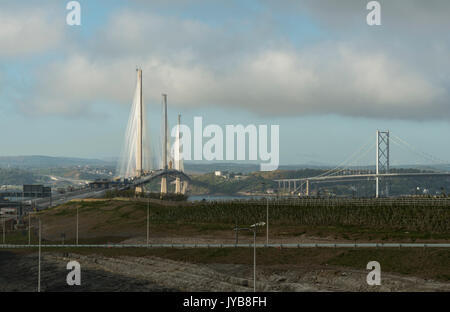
[[1, 251, 448, 292]]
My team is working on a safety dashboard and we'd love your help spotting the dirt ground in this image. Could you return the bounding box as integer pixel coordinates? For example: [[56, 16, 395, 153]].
[[4, 200, 447, 292], [1, 250, 448, 292], [0, 251, 176, 292], [120, 234, 373, 245]]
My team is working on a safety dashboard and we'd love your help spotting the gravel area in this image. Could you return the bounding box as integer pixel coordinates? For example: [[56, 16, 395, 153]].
[[1, 251, 448, 292]]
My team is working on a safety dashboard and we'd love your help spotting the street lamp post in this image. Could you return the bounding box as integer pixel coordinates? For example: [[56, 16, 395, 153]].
[[38, 219, 41, 293], [76, 206, 79, 245], [147, 197, 150, 246], [253, 229, 256, 290], [266, 198, 269, 245], [261, 182, 269, 246], [249, 222, 265, 292], [235, 220, 238, 245], [2, 218, 5, 245], [234, 222, 265, 292], [28, 212, 31, 245]]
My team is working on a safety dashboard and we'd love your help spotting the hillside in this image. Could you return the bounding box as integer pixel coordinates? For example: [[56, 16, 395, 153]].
[[0, 168, 49, 185], [0, 155, 111, 169]]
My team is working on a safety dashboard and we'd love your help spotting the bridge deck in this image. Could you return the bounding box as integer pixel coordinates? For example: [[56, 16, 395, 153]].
[[275, 172, 450, 183], [132, 169, 191, 186]]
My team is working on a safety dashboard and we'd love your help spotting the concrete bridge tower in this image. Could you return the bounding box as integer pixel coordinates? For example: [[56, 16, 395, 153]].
[[161, 94, 168, 194], [175, 114, 182, 194], [135, 68, 144, 194]]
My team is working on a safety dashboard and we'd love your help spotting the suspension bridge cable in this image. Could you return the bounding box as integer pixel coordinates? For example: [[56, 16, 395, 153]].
[[333, 143, 375, 176], [391, 134, 450, 167], [292, 139, 375, 193], [323, 141, 374, 177], [313, 139, 374, 178], [389, 138, 424, 169]]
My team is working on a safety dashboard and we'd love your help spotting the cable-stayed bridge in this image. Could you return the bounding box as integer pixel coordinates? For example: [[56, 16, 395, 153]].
[[1, 69, 190, 213], [117, 69, 190, 195], [275, 130, 450, 197]]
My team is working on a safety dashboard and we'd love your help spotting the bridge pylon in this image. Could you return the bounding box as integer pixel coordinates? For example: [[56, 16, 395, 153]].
[[135, 68, 144, 194], [376, 130, 390, 198], [175, 114, 182, 194], [160, 94, 168, 194]]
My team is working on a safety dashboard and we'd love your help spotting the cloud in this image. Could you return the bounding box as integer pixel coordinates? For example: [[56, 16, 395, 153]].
[[0, 8, 63, 57], [270, 0, 450, 31], [165, 45, 447, 120], [6, 1, 450, 120], [24, 44, 447, 120]]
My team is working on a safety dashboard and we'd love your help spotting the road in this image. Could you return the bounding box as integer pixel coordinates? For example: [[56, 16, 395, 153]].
[[31, 188, 108, 210], [46, 175, 90, 185]]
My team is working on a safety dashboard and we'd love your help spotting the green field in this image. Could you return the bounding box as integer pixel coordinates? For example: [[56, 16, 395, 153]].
[[3, 198, 448, 244]]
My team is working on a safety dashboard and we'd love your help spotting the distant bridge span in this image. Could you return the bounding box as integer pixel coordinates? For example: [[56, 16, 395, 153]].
[[275, 173, 450, 196], [131, 169, 191, 187], [274, 130, 450, 197], [276, 172, 450, 183]]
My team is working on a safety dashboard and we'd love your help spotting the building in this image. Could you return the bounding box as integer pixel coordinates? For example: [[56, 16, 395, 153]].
[[89, 179, 121, 189], [23, 185, 52, 198]]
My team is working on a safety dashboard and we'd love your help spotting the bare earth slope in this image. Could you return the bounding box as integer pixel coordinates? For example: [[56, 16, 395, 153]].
[[1, 251, 448, 292]]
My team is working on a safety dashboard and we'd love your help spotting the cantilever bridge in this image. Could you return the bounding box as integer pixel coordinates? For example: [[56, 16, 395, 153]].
[[275, 131, 450, 198]]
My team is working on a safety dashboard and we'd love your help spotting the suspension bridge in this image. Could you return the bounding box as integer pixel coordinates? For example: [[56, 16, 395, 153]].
[[275, 130, 450, 198]]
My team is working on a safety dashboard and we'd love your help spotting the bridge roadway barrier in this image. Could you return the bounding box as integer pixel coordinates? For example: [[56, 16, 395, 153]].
[[193, 198, 450, 207], [1, 243, 450, 249]]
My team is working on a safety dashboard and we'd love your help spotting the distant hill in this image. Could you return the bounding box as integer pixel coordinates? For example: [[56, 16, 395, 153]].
[[184, 162, 334, 174], [0, 156, 111, 169], [184, 162, 450, 175], [0, 168, 48, 185], [184, 162, 259, 174]]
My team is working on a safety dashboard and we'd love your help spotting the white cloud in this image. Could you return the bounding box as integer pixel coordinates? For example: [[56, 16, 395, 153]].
[[0, 9, 63, 57], [7, 2, 450, 120], [24, 44, 446, 120]]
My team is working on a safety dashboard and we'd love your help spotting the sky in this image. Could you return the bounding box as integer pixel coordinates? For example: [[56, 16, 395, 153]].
[[0, 0, 449, 166]]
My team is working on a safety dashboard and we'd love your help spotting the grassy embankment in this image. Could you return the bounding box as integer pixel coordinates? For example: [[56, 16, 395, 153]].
[[2, 198, 449, 282], [4, 198, 449, 244]]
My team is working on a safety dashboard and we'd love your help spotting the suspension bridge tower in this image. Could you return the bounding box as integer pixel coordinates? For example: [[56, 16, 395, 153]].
[[376, 130, 390, 198]]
